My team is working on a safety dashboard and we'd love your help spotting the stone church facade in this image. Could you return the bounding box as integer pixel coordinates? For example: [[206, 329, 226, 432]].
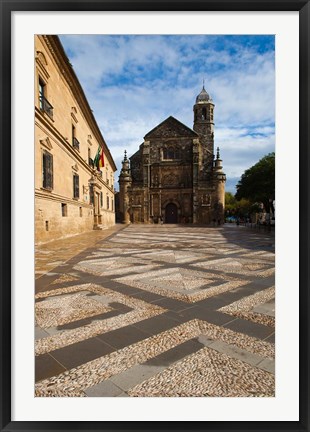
[[119, 86, 226, 225]]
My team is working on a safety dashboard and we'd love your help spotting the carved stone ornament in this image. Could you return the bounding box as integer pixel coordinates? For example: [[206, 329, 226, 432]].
[[36, 51, 50, 80], [40, 137, 53, 150], [163, 173, 178, 186], [36, 51, 48, 66], [201, 193, 211, 205], [71, 107, 78, 123], [72, 163, 79, 172]]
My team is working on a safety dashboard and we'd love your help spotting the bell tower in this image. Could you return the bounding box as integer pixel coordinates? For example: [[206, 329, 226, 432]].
[[193, 84, 215, 156]]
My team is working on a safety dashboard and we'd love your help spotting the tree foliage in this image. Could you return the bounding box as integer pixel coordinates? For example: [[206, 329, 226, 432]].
[[225, 192, 236, 207], [235, 153, 275, 209]]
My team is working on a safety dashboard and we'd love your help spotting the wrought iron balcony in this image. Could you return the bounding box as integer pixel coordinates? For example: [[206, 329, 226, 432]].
[[39, 95, 53, 119], [89, 157, 94, 168], [73, 137, 80, 151]]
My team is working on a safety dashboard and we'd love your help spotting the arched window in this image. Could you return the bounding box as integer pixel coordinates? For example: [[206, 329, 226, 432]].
[[163, 146, 180, 160], [167, 147, 174, 159], [202, 107, 206, 120]]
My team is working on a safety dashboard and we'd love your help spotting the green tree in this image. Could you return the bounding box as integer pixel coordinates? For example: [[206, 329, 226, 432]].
[[225, 192, 236, 206], [235, 153, 275, 210], [237, 198, 252, 216]]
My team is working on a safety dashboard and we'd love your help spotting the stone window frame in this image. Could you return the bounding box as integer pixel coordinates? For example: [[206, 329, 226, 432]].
[[89, 184, 94, 205], [38, 77, 46, 109], [61, 203, 68, 217], [73, 173, 80, 199], [38, 75, 54, 121], [42, 149, 53, 190]]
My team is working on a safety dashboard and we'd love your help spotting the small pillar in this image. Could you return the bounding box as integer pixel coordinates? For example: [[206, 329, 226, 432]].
[[118, 150, 132, 224]]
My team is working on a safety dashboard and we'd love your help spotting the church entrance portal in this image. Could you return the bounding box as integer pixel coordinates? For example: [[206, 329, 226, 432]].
[[165, 203, 178, 224]]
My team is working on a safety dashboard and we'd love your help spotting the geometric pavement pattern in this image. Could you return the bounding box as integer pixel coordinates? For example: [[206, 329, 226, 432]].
[[35, 224, 275, 397]]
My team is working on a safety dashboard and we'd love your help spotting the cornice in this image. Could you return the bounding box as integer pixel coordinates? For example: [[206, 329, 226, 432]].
[[35, 189, 93, 207]]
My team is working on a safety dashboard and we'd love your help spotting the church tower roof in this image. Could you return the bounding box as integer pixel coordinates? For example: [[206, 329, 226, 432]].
[[195, 85, 212, 103]]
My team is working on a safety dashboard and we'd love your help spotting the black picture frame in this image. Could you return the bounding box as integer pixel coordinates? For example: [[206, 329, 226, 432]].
[[1, 1, 309, 431]]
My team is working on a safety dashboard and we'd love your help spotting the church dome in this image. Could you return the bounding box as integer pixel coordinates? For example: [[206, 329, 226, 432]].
[[195, 85, 211, 103]]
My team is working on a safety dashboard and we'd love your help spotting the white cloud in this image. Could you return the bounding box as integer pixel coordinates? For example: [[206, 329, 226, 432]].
[[60, 35, 275, 193]]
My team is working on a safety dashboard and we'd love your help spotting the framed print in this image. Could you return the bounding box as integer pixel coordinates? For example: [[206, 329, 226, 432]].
[[1, 0, 309, 431]]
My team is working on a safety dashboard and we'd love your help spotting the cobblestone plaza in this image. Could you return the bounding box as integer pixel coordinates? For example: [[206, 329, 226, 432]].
[[35, 224, 275, 397]]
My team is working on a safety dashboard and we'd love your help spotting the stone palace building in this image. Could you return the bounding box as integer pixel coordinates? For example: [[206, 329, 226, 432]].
[[35, 35, 116, 243], [118, 86, 226, 224]]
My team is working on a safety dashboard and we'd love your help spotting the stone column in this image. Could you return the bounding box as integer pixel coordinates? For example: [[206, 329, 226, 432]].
[[142, 140, 150, 223], [192, 139, 199, 223], [213, 147, 226, 223], [118, 150, 132, 224]]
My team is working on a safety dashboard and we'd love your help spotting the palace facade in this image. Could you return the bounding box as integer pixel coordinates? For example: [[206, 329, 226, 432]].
[[35, 35, 116, 243], [118, 86, 226, 224]]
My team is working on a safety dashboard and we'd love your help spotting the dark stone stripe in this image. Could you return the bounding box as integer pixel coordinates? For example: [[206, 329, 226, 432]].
[[179, 306, 236, 326], [96, 324, 152, 349], [35, 353, 66, 383], [223, 318, 275, 340], [144, 338, 204, 367], [264, 333, 275, 344], [46, 336, 116, 371], [150, 297, 190, 312], [131, 312, 184, 335], [56, 309, 130, 331]]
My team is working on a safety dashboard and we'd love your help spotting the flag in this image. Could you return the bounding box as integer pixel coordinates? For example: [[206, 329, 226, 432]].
[[94, 145, 104, 170]]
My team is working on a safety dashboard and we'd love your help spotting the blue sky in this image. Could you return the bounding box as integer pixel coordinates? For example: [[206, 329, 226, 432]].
[[59, 35, 275, 193]]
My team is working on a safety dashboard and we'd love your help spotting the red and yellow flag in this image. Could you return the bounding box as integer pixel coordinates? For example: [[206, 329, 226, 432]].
[[94, 145, 104, 170]]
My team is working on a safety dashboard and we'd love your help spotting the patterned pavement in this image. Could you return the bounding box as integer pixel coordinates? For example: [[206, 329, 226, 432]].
[[35, 224, 275, 397]]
